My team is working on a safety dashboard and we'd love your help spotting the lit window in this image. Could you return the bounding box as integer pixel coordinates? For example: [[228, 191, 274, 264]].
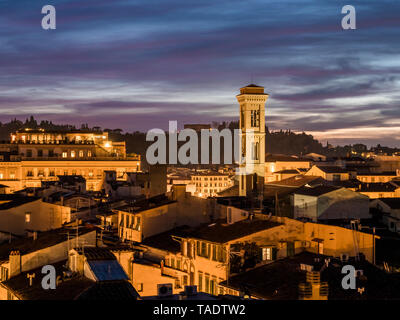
[[25, 213, 31, 223], [0, 173, 3, 179], [79, 150, 84, 157], [88, 151, 92, 157], [71, 151, 76, 158], [62, 152, 67, 158]]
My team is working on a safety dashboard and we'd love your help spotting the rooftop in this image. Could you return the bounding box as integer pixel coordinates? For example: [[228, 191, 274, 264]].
[[176, 219, 282, 244], [76, 280, 139, 300], [294, 185, 342, 197], [376, 198, 400, 210], [57, 175, 86, 184], [0, 260, 94, 300], [1, 259, 138, 300], [265, 154, 309, 162], [315, 166, 348, 174], [0, 225, 96, 260], [265, 175, 324, 188], [142, 226, 191, 253], [0, 194, 40, 210], [274, 170, 300, 174], [220, 251, 400, 300], [191, 171, 229, 177], [357, 172, 398, 176], [114, 194, 175, 214], [75, 246, 117, 261]]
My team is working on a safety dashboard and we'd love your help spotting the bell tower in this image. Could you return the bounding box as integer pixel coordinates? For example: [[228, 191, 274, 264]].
[[237, 84, 268, 197]]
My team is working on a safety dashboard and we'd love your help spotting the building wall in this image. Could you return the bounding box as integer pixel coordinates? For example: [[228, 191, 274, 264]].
[[276, 217, 376, 263], [0, 200, 71, 236], [359, 189, 400, 199], [305, 166, 349, 181], [0, 160, 140, 192], [265, 161, 310, 182], [118, 187, 212, 243], [132, 262, 181, 297], [357, 175, 398, 183], [191, 175, 233, 198], [293, 194, 318, 221], [294, 189, 369, 221]]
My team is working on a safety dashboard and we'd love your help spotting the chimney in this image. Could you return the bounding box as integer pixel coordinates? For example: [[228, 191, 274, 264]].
[[9, 250, 22, 277]]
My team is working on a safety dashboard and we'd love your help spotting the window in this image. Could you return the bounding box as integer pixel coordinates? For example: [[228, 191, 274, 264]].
[[0, 266, 9, 282], [200, 242, 208, 258], [48, 150, 54, 157], [250, 110, 260, 127], [210, 276, 217, 295], [0, 173, 3, 179], [79, 150, 84, 157], [134, 216, 141, 231], [262, 247, 272, 261], [251, 142, 259, 160], [27, 171, 33, 177], [212, 244, 217, 261], [25, 213, 31, 223], [49, 170, 55, 177], [26, 150, 32, 157], [71, 151, 76, 158], [198, 272, 203, 292], [218, 278, 224, 295], [62, 151, 67, 158], [37, 150, 43, 157], [177, 259, 181, 270], [205, 274, 210, 293], [87, 151, 92, 157], [183, 275, 188, 286]]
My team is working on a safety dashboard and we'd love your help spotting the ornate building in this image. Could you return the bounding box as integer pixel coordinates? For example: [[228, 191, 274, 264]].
[[0, 128, 140, 192]]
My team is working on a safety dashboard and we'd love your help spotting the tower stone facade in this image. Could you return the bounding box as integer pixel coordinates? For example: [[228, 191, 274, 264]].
[[236, 84, 268, 197]]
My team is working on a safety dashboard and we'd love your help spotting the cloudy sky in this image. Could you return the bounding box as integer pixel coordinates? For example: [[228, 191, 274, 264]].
[[1, 0, 400, 147]]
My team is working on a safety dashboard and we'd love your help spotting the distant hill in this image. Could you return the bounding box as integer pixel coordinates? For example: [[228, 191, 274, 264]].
[[1, 117, 399, 160]]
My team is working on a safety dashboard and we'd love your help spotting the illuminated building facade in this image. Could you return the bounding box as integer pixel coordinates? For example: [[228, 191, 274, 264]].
[[0, 128, 140, 192]]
